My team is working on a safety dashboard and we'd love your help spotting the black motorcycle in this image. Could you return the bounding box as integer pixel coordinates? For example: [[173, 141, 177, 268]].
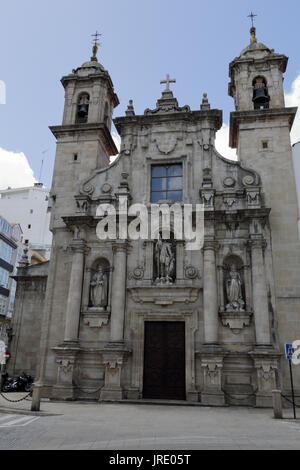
[[1, 372, 34, 393]]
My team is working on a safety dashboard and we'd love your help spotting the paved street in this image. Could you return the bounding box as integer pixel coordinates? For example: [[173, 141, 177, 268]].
[[0, 395, 300, 450]]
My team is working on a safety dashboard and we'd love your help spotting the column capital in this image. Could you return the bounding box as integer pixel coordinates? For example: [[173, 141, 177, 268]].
[[112, 240, 130, 254], [70, 240, 88, 254], [202, 240, 219, 252], [248, 237, 267, 250]]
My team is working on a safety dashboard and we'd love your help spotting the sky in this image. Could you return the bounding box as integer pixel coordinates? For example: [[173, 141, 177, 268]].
[[1, 0, 300, 189]]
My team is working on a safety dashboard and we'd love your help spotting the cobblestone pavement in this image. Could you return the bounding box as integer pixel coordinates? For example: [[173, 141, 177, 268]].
[[0, 395, 300, 450]]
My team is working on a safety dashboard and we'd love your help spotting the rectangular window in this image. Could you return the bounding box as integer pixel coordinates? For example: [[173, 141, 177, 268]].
[[151, 164, 183, 202]]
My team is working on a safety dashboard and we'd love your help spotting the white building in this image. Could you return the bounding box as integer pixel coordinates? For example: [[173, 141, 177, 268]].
[[0, 183, 52, 259], [292, 142, 300, 238], [0, 216, 23, 344]]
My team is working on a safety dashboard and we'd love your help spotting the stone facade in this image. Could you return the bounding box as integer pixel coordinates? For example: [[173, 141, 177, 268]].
[[25, 30, 300, 406]]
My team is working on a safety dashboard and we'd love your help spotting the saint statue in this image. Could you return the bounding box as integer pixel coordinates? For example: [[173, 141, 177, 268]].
[[225, 264, 244, 311], [90, 269, 108, 309], [155, 238, 175, 284]]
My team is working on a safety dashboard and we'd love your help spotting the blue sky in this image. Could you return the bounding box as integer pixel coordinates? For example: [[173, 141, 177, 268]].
[[1, 0, 300, 189]]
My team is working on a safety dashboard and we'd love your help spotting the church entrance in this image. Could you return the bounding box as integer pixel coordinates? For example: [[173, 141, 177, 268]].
[[143, 321, 186, 400]]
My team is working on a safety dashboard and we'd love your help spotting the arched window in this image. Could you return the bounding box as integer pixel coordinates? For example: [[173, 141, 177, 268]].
[[252, 76, 270, 110], [76, 93, 90, 124]]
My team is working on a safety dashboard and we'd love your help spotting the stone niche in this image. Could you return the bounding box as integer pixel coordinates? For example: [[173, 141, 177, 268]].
[[82, 257, 112, 328], [219, 254, 252, 333]]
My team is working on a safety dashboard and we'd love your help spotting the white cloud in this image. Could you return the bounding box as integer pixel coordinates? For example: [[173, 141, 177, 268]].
[[110, 131, 121, 163], [285, 73, 300, 145], [215, 123, 237, 161], [0, 148, 36, 190]]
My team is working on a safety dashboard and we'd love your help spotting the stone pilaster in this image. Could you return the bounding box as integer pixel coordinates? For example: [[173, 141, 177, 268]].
[[81, 267, 92, 311], [52, 345, 79, 400], [100, 241, 129, 401], [248, 237, 271, 346], [100, 351, 128, 401], [250, 351, 281, 407], [64, 240, 87, 344], [199, 347, 226, 406], [203, 241, 219, 344], [109, 241, 128, 345], [51, 240, 86, 400]]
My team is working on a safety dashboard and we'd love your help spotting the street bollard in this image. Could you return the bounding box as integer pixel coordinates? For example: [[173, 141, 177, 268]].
[[31, 385, 41, 412], [272, 389, 283, 419]]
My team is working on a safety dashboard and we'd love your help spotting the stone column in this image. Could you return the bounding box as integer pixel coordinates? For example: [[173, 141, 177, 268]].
[[203, 241, 219, 344], [52, 240, 86, 401], [249, 238, 271, 345], [64, 241, 86, 343], [100, 241, 129, 401], [109, 241, 128, 344], [217, 265, 225, 312], [81, 267, 92, 311]]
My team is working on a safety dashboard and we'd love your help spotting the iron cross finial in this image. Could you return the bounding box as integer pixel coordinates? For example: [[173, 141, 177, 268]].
[[247, 11, 257, 28], [92, 31, 102, 46], [91, 31, 102, 61], [160, 74, 176, 92]]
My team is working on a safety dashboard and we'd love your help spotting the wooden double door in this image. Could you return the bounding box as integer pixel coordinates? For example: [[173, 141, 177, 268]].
[[143, 321, 186, 400]]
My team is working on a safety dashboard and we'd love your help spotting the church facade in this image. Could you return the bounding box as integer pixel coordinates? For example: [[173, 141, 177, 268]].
[[28, 28, 300, 407]]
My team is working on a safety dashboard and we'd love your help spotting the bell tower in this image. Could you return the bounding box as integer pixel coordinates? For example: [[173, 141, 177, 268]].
[[61, 34, 119, 130], [228, 25, 300, 391], [49, 37, 119, 229]]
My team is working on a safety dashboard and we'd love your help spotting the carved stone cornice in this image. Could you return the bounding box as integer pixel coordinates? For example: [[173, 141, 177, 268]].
[[112, 240, 130, 254], [219, 310, 253, 334], [62, 215, 95, 228], [229, 107, 297, 149], [114, 109, 223, 134], [69, 240, 89, 254], [128, 286, 200, 306], [49, 123, 118, 156]]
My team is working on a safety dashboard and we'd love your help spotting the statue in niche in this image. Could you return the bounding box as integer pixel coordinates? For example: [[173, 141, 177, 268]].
[[90, 268, 108, 309], [155, 237, 175, 284], [225, 264, 244, 311]]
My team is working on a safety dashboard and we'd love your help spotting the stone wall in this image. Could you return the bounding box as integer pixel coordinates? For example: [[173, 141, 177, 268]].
[[7, 261, 48, 378]]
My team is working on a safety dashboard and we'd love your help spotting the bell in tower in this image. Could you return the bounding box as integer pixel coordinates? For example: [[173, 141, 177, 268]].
[[252, 76, 270, 109], [76, 93, 90, 123]]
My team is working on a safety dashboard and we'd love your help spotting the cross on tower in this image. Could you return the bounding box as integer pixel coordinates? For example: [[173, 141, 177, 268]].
[[160, 74, 176, 92], [92, 31, 102, 46], [91, 31, 101, 60], [247, 11, 257, 28]]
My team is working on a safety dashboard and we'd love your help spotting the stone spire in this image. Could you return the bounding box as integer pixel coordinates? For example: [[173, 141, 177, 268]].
[[125, 100, 135, 116], [201, 93, 210, 110], [19, 244, 29, 268]]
